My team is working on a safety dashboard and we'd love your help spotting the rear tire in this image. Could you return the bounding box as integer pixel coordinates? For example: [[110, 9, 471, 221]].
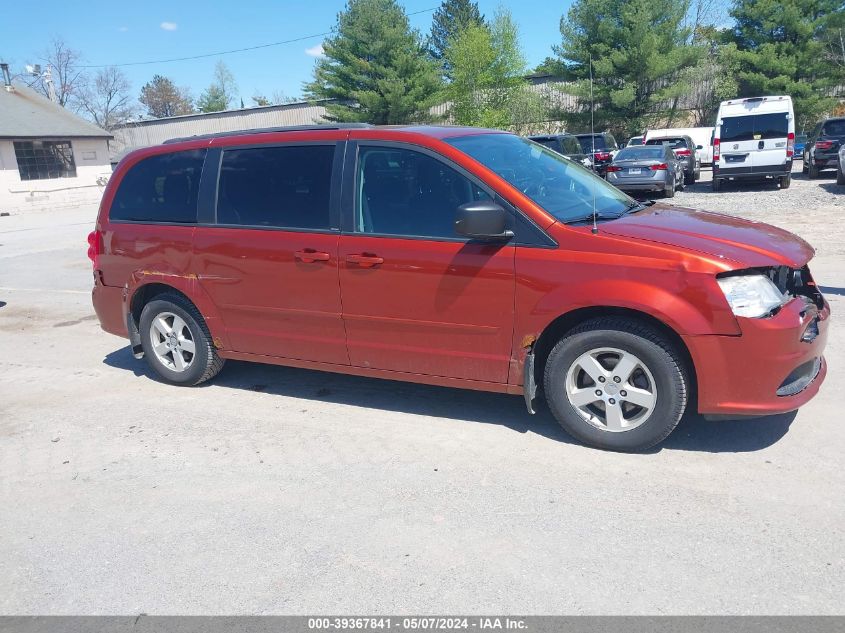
[[684, 170, 694, 185], [808, 162, 819, 179], [664, 180, 675, 198], [837, 168, 845, 185], [543, 317, 689, 452], [780, 174, 791, 189], [712, 176, 721, 192], [139, 293, 225, 386]]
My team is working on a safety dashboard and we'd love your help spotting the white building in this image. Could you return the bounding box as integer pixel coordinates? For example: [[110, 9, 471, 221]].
[[0, 82, 112, 215], [110, 100, 331, 164]]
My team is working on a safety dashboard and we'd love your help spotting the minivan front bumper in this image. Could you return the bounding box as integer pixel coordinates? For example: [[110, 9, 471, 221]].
[[684, 296, 830, 417]]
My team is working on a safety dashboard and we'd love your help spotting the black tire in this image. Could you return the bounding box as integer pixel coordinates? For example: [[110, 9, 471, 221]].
[[543, 317, 689, 452], [780, 174, 791, 189], [664, 179, 676, 198], [808, 162, 819, 179], [802, 155, 809, 173], [139, 292, 225, 386], [684, 169, 694, 185], [712, 176, 721, 192], [837, 167, 845, 185]]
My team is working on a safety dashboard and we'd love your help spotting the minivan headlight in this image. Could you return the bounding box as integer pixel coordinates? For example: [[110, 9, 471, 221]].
[[717, 273, 786, 318]]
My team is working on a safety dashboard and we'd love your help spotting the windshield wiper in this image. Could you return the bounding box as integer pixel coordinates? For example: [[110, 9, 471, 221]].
[[564, 211, 626, 225], [622, 199, 656, 214]]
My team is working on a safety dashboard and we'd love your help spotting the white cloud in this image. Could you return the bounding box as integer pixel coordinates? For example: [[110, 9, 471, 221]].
[[160, 22, 178, 31], [305, 43, 325, 57]]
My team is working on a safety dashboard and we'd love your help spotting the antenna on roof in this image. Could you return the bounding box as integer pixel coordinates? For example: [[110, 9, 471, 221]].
[[589, 53, 598, 235]]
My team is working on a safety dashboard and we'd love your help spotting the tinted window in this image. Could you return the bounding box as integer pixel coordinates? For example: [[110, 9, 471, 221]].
[[561, 136, 582, 154], [616, 147, 666, 160], [217, 145, 335, 229], [576, 135, 607, 152], [447, 134, 632, 223], [531, 138, 561, 152], [111, 150, 206, 223], [356, 147, 490, 238], [721, 114, 788, 141], [627, 137, 644, 146], [822, 120, 845, 136]]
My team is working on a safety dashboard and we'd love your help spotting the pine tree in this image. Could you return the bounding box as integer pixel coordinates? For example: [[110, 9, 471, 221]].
[[139, 75, 194, 118], [554, 0, 705, 136], [724, 0, 841, 129], [428, 0, 485, 69], [304, 0, 442, 124]]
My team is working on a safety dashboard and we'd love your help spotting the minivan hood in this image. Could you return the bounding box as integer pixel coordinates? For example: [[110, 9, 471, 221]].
[[599, 205, 814, 268]]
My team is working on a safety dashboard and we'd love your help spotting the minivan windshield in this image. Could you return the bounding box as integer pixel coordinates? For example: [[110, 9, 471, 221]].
[[446, 133, 634, 223]]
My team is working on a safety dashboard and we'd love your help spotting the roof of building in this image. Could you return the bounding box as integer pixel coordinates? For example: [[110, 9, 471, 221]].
[[0, 84, 112, 139]]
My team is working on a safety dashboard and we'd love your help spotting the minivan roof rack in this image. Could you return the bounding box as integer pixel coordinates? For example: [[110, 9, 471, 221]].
[[163, 123, 373, 144]]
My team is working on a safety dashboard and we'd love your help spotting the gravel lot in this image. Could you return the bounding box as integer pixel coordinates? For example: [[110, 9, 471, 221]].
[[1, 165, 843, 615]]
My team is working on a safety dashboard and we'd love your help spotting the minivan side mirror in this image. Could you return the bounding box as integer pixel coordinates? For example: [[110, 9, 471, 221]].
[[454, 201, 514, 241]]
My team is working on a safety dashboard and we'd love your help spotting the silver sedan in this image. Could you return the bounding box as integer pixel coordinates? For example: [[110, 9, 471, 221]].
[[606, 145, 683, 198]]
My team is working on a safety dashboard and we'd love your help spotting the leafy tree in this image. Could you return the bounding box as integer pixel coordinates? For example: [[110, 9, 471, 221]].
[[553, 0, 705, 136], [304, 0, 442, 124], [533, 56, 567, 76], [445, 10, 545, 131], [197, 61, 237, 112], [78, 67, 135, 130], [29, 38, 86, 108], [252, 93, 271, 106], [139, 75, 194, 118], [724, 0, 842, 129], [428, 0, 485, 70]]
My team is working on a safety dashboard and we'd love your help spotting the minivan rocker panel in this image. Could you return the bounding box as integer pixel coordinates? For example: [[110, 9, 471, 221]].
[[90, 125, 829, 452]]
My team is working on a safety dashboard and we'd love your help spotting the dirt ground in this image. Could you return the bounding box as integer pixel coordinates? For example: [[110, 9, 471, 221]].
[[0, 164, 843, 615]]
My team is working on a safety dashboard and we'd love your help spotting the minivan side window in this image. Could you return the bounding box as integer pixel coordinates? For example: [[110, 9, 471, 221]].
[[356, 146, 490, 239], [110, 149, 206, 223], [216, 145, 335, 230]]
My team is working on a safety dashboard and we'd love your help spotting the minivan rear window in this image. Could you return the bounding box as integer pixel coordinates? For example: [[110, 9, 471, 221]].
[[110, 150, 206, 223], [721, 113, 788, 142], [216, 145, 335, 229]]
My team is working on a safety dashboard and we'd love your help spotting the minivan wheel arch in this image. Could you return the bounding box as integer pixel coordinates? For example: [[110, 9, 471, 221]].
[[128, 284, 212, 357], [531, 306, 697, 407]]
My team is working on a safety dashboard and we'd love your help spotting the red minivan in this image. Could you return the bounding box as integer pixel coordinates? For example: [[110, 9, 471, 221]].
[[90, 125, 830, 451]]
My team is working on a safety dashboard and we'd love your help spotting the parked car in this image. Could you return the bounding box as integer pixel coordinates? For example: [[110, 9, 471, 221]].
[[573, 132, 619, 177], [712, 95, 794, 191], [644, 134, 701, 184], [803, 117, 845, 178], [528, 133, 592, 167], [606, 145, 683, 198], [90, 124, 829, 452], [626, 135, 644, 147], [646, 127, 714, 164], [794, 134, 807, 158]]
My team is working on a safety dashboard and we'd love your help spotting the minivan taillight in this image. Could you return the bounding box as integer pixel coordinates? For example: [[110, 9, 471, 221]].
[[674, 148, 691, 157], [650, 163, 668, 171], [87, 230, 103, 269], [713, 138, 720, 160], [787, 132, 795, 157]]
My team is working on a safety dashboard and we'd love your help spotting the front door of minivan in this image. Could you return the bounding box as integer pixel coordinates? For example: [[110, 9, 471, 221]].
[[338, 143, 516, 383], [192, 142, 349, 365]]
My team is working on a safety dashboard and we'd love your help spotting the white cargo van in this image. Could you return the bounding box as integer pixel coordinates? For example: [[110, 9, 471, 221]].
[[712, 96, 795, 191], [645, 127, 714, 163]]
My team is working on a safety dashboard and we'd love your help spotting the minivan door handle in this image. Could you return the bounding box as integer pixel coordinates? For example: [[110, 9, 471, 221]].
[[346, 253, 384, 268], [294, 249, 331, 263], [758, 140, 765, 150]]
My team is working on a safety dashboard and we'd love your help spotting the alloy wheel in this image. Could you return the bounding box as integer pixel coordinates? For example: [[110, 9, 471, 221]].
[[149, 311, 196, 372]]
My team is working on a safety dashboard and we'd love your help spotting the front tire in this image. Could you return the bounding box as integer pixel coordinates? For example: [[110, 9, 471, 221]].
[[543, 317, 689, 452], [837, 167, 845, 185], [139, 293, 225, 385]]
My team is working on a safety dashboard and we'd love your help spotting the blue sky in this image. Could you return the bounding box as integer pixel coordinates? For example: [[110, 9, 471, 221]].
[[2, 0, 569, 109]]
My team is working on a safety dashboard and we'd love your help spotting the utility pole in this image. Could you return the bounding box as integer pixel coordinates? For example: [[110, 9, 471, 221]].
[[44, 64, 57, 103]]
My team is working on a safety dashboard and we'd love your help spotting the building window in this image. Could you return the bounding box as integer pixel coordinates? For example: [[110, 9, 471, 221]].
[[13, 140, 77, 181]]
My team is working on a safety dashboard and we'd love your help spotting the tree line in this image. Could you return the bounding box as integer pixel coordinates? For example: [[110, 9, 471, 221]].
[[9, 0, 845, 134]]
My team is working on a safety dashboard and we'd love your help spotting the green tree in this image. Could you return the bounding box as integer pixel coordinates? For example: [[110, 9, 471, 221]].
[[554, 0, 705, 136], [428, 0, 485, 69], [445, 10, 541, 129], [139, 75, 194, 118], [304, 0, 442, 124], [197, 61, 237, 113], [724, 0, 841, 129]]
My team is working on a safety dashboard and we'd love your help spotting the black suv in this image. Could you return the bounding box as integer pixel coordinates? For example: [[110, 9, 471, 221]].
[[803, 118, 845, 178], [573, 133, 619, 177], [645, 135, 701, 184], [528, 133, 592, 167]]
